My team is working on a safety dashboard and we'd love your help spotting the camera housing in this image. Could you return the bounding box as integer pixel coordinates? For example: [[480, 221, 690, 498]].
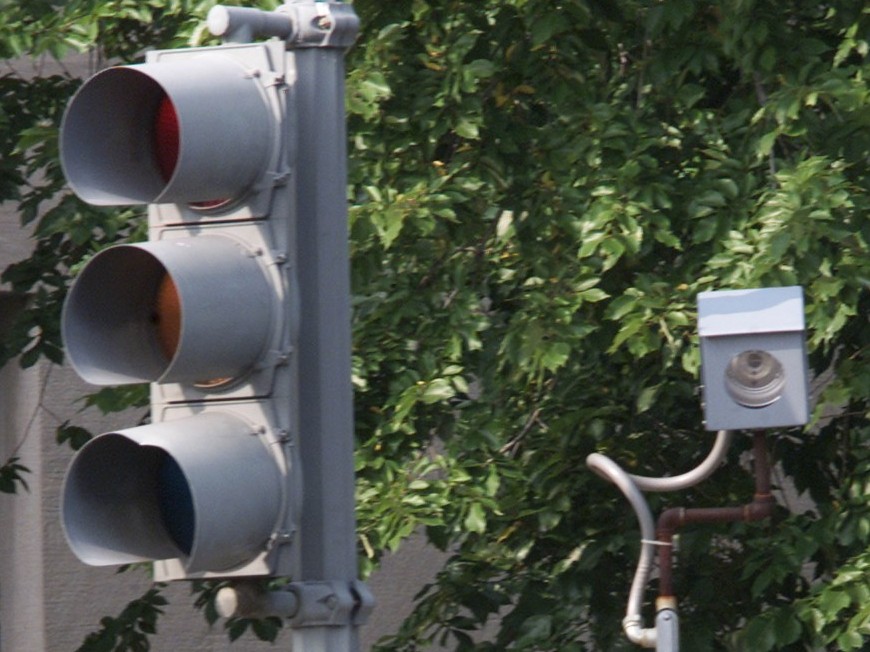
[[698, 286, 810, 431]]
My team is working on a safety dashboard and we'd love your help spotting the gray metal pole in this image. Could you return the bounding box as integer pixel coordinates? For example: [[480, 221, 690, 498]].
[[291, 6, 361, 651], [207, 4, 366, 647], [293, 38, 356, 585], [655, 608, 679, 652]]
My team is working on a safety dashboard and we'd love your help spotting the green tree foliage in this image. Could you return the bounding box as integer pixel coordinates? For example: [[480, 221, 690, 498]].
[[1, 1, 868, 650], [74, 585, 168, 652]]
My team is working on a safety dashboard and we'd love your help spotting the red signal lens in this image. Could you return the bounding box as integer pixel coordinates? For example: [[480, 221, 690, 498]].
[[152, 92, 231, 210], [154, 95, 179, 184]]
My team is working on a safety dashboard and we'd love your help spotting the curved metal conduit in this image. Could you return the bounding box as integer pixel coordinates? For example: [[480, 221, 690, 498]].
[[585, 429, 733, 648]]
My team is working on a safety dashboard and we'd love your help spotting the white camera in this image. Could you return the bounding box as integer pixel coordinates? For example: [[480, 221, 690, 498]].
[[698, 286, 810, 430]]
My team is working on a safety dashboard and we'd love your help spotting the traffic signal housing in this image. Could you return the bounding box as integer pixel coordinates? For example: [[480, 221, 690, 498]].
[[58, 39, 299, 581]]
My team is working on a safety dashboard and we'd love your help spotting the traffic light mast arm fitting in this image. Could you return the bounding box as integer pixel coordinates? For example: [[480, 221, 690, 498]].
[[215, 579, 375, 628], [208, 2, 359, 49]]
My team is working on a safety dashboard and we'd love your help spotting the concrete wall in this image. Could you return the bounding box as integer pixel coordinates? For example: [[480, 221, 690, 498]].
[[0, 356, 47, 650]]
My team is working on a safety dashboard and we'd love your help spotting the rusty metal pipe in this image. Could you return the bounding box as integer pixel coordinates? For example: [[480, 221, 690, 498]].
[[657, 433, 775, 598]]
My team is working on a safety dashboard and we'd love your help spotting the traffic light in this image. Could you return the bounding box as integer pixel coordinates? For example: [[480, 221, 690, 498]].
[[58, 37, 300, 581], [57, 11, 369, 644]]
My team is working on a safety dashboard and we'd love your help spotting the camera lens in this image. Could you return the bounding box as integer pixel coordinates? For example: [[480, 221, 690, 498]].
[[724, 349, 785, 408]]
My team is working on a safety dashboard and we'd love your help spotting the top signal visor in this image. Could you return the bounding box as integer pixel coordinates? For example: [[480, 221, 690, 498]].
[[60, 55, 274, 208]]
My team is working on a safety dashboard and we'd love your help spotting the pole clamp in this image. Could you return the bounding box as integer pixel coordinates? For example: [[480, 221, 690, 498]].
[[277, 1, 360, 49], [208, 2, 359, 49], [215, 579, 374, 626], [288, 580, 375, 628]]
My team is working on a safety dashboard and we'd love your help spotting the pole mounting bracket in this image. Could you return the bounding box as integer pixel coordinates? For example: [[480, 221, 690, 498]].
[[208, 2, 359, 50], [288, 580, 375, 628], [215, 579, 375, 627]]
